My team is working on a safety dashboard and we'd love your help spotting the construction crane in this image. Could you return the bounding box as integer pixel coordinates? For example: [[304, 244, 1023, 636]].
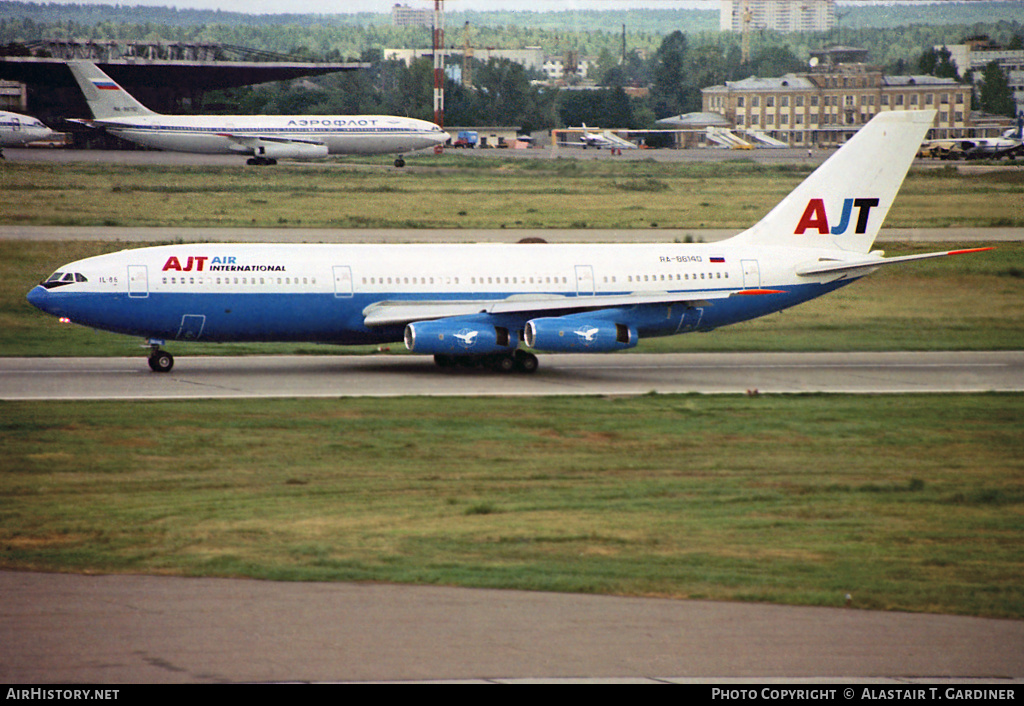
[[741, 0, 752, 64], [462, 21, 474, 88], [432, 0, 444, 128]]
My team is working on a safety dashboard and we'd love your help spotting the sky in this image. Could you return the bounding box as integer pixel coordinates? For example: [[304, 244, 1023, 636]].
[[26, 0, 718, 16]]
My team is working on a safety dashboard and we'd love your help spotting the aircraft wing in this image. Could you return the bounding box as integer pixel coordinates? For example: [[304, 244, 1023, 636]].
[[362, 288, 782, 327], [219, 133, 330, 158], [795, 247, 994, 277]]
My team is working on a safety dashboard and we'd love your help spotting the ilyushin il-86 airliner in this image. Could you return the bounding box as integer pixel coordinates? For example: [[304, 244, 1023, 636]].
[[65, 60, 448, 166], [27, 110, 991, 374]]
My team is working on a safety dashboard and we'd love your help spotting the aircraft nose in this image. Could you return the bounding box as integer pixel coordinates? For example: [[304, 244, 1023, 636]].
[[26, 285, 61, 317]]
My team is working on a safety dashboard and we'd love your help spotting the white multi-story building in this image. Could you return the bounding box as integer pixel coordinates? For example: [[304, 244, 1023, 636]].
[[943, 36, 1024, 119], [720, 0, 835, 34], [391, 3, 433, 27]]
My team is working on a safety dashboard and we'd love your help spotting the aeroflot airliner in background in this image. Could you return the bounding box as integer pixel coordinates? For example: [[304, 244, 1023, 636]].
[[66, 60, 448, 166], [27, 110, 991, 374], [0, 110, 55, 149]]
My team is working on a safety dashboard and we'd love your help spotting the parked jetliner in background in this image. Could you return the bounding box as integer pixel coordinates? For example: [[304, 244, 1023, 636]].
[[27, 110, 991, 374], [65, 60, 448, 166], [0, 110, 55, 152]]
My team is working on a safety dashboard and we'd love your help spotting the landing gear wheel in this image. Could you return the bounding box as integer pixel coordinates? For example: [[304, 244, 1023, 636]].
[[490, 354, 516, 373], [148, 350, 174, 373], [515, 351, 539, 374], [394, 157, 406, 168]]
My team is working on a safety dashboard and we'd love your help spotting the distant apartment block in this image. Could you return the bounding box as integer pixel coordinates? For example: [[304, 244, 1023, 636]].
[[392, 3, 433, 27], [943, 36, 1024, 118], [720, 0, 835, 33]]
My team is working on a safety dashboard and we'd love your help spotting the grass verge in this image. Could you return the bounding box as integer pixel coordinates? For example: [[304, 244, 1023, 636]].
[[1, 159, 1022, 229], [2, 394, 1021, 618]]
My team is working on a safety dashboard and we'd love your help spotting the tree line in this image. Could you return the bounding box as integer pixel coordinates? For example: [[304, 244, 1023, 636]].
[[1, 1, 1021, 127]]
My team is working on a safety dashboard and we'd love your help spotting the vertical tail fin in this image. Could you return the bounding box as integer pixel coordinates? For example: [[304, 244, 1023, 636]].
[[66, 60, 157, 120], [728, 110, 935, 253]]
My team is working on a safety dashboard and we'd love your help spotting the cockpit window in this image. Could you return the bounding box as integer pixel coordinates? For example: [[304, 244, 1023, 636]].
[[40, 271, 87, 289]]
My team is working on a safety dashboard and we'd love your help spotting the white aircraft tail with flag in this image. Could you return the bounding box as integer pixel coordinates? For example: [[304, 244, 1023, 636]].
[[67, 60, 156, 120]]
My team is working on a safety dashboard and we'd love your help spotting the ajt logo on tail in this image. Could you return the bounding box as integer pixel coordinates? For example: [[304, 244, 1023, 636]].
[[796, 198, 880, 236]]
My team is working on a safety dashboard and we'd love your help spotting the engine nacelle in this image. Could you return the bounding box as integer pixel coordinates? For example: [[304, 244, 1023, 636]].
[[524, 318, 637, 353], [405, 320, 518, 356], [254, 142, 329, 160]]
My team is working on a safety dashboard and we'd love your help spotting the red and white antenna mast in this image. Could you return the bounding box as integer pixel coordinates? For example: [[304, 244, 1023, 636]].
[[432, 0, 445, 128]]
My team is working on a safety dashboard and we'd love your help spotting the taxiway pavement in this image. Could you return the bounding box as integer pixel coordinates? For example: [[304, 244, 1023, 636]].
[[3, 570, 1022, 684], [2, 351, 1022, 400]]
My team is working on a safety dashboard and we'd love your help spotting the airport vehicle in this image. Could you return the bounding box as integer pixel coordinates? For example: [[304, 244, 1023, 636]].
[[0, 110, 55, 150], [65, 61, 448, 166], [452, 131, 479, 148], [27, 110, 991, 374]]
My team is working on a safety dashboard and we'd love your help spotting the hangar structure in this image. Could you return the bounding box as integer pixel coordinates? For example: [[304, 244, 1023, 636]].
[[0, 40, 367, 136]]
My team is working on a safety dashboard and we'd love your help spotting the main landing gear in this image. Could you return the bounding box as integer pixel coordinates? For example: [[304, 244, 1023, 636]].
[[394, 156, 406, 168], [433, 350, 539, 374], [246, 156, 278, 166], [146, 341, 174, 373]]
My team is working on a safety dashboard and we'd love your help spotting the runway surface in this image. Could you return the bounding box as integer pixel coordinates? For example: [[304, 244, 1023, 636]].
[[3, 570, 1022, 684], [2, 351, 1022, 400]]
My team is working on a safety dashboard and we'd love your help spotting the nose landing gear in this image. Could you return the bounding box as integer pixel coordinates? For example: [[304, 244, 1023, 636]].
[[145, 340, 174, 373]]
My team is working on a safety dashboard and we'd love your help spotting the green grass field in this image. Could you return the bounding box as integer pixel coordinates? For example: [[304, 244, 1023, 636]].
[[1, 158, 1023, 230], [2, 394, 1021, 618]]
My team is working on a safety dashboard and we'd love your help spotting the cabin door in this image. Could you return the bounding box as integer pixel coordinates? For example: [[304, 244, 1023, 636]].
[[333, 266, 354, 298], [574, 265, 595, 296], [127, 265, 148, 298], [741, 260, 761, 289]]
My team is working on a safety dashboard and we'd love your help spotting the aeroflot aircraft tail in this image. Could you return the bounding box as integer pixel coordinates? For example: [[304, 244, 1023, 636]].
[[67, 60, 156, 120], [26, 109, 992, 374]]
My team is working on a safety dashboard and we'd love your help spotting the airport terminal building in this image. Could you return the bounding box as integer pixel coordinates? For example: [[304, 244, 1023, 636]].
[[701, 61, 976, 146], [696, 47, 1013, 146]]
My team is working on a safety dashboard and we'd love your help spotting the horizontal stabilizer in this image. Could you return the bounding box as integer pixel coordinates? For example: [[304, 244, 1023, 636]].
[[796, 247, 994, 276]]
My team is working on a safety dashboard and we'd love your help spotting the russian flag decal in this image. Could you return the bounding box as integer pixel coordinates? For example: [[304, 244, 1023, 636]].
[[91, 80, 120, 91], [710, 256, 726, 263]]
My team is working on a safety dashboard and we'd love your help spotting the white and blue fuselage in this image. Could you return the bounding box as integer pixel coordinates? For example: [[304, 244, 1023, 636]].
[[26, 241, 853, 346], [27, 110, 990, 373]]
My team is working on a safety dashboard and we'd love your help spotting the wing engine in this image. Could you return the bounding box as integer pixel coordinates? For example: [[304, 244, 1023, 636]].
[[404, 317, 519, 356], [524, 317, 637, 353]]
